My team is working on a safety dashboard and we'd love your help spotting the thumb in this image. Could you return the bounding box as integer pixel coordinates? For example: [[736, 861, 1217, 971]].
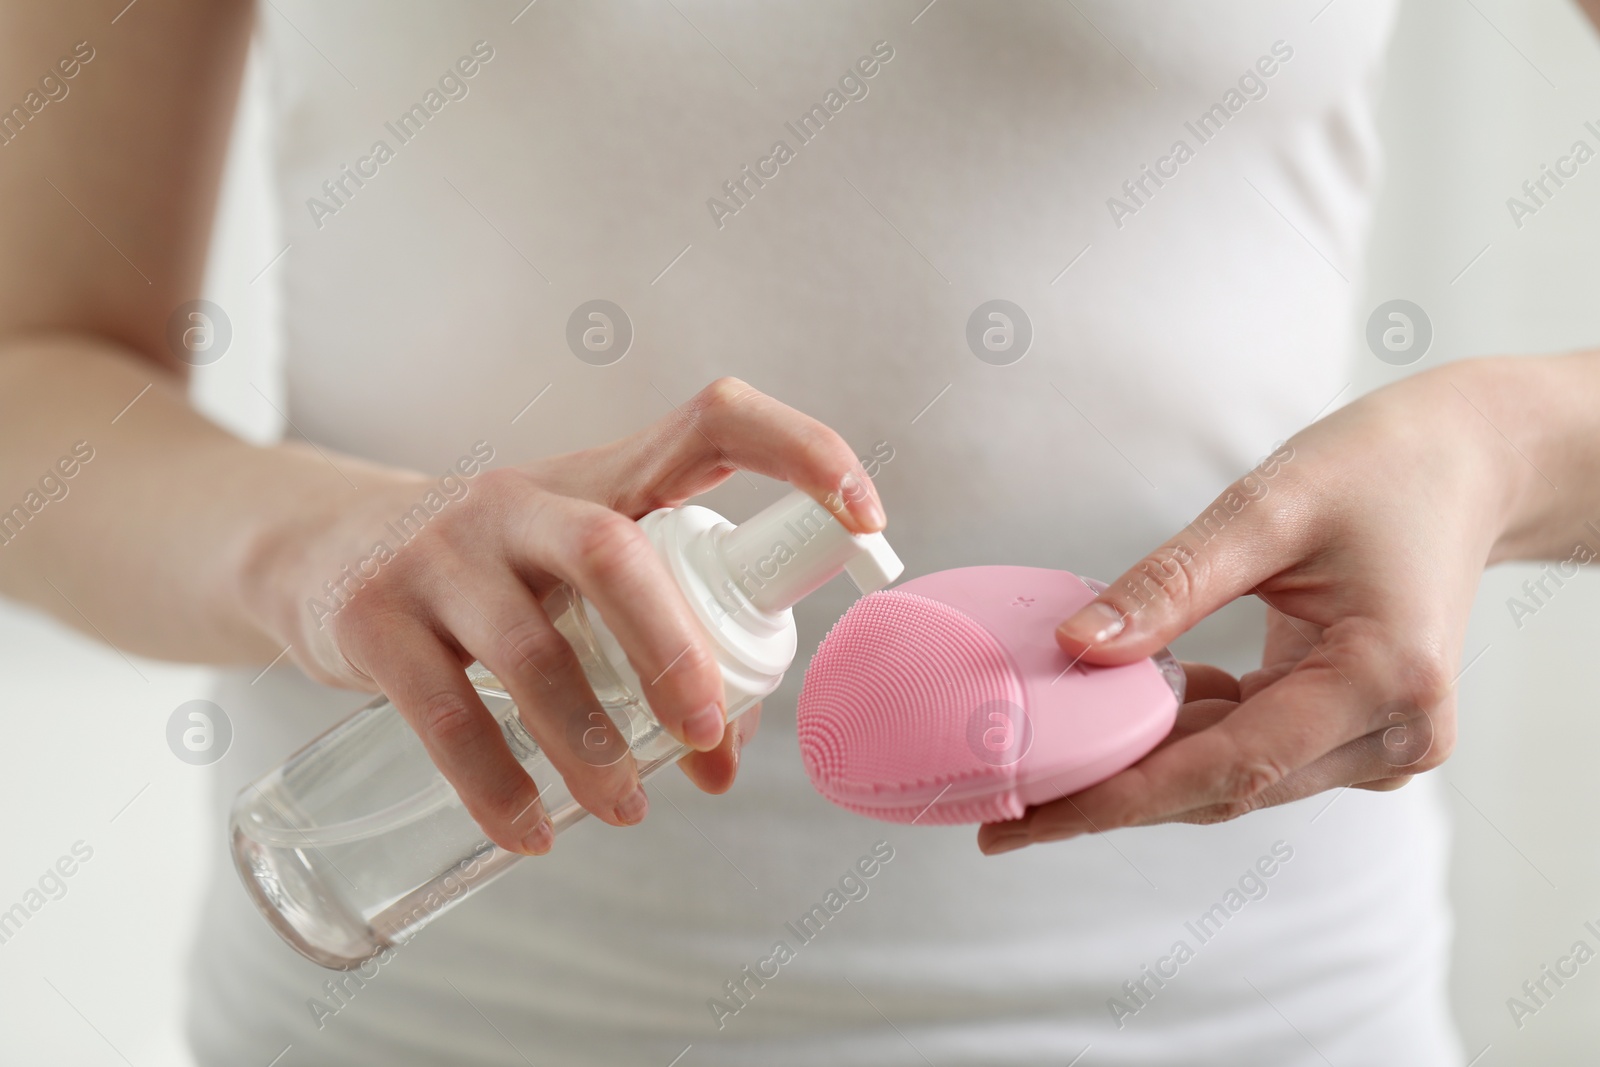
[[1056, 482, 1307, 664]]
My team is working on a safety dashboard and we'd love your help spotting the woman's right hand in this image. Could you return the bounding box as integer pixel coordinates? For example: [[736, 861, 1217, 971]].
[[239, 378, 885, 856]]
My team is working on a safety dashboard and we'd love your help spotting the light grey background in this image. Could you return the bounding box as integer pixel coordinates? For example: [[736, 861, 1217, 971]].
[[1, 1, 1597, 1062]]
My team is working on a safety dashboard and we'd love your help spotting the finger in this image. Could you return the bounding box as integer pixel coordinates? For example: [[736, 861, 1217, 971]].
[[679, 703, 762, 795], [989, 649, 1453, 850], [979, 701, 1238, 854], [1160, 714, 1442, 824], [1083, 659, 1451, 833], [355, 620, 552, 856], [982, 654, 1378, 851], [1179, 661, 1240, 703], [1054, 463, 1316, 664], [1158, 697, 1238, 749], [433, 575, 647, 829], [978, 696, 1240, 853], [516, 490, 727, 754], [596, 378, 887, 533]]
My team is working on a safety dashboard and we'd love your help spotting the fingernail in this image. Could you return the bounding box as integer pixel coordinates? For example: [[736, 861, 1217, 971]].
[[854, 494, 887, 532], [520, 816, 554, 856], [683, 703, 725, 750], [983, 832, 1030, 856], [1058, 601, 1126, 645], [614, 786, 649, 825]]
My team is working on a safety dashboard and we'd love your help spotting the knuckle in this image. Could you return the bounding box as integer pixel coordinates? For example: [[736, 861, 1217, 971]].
[[1424, 733, 1455, 770], [316, 555, 410, 618], [1116, 543, 1204, 621], [1185, 799, 1258, 824], [691, 376, 756, 418], [416, 691, 483, 749], [1238, 470, 1307, 534], [472, 465, 529, 500], [666, 639, 718, 688], [480, 784, 538, 830], [450, 468, 523, 527], [550, 720, 635, 796], [1362, 640, 1457, 773], [1217, 798, 1262, 820], [1397, 646, 1453, 713], [465, 789, 537, 846], [1216, 752, 1288, 806], [646, 639, 719, 705], [497, 616, 578, 680], [323, 602, 405, 668], [385, 505, 464, 558], [1411, 723, 1455, 773], [592, 768, 641, 809], [793, 423, 838, 463], [572, 511, 652, 585]]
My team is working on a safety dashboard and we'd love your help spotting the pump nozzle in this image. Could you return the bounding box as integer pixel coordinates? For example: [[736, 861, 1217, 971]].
[[718, 489, 903, 614]]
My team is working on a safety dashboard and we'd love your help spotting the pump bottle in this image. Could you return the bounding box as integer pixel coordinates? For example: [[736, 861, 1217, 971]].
[[230, 489, 902, 969]]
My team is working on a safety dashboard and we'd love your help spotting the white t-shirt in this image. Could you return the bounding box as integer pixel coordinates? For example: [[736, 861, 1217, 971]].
[[188, 3, 1461, 1064]]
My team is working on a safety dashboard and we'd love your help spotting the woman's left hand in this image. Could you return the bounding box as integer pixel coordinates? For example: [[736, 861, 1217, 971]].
[[979, 357, 1553, 854]]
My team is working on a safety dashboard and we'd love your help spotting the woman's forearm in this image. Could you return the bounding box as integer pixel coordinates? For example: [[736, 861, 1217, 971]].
[[0, 332, 415, 664]]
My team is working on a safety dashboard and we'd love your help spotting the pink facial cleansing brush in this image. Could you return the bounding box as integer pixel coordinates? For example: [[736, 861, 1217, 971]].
[[798, 566, 1185, 825]]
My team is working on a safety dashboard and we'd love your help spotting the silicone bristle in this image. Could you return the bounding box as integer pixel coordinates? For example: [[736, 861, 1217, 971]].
[[798, 590, 1026, 825]]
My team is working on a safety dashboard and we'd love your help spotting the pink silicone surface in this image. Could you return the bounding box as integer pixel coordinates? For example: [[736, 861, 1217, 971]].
[[798, 566, 1179, 825]]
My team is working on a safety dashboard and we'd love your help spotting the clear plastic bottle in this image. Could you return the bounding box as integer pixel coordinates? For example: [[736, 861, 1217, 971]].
[[230, 490, 903, 969]]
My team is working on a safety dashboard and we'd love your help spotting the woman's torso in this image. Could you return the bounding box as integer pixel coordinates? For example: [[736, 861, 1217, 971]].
[[188, 4, 1460, 1064]]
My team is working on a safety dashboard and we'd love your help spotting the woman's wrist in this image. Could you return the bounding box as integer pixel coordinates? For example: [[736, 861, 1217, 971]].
[[228, 449, 430, 671], [1430, 352, 1600, 565]]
